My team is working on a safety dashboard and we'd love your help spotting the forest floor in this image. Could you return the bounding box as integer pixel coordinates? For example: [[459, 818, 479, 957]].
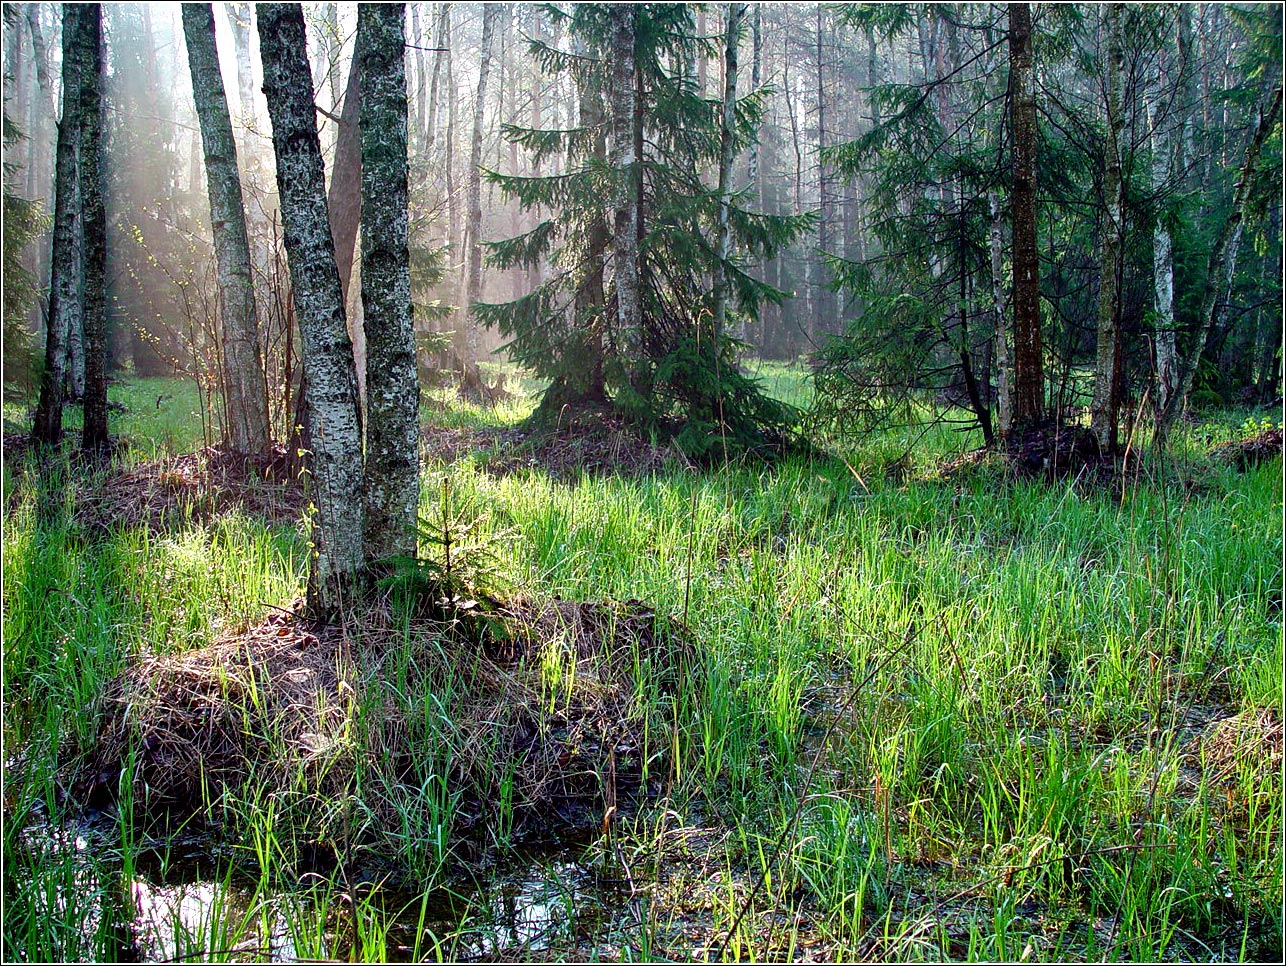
[[1, 371, 1282, 962]]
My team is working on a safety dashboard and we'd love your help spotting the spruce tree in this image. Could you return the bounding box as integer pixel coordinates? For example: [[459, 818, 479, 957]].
[[476, 3, 812, 458]]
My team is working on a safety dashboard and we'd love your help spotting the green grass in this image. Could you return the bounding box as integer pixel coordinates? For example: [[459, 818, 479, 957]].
[[2, 372, 1281, 961]]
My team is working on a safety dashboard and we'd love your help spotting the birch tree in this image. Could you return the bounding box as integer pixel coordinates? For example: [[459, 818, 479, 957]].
[[182, 2, 272, 457], [609, 4, 641, 363], [32, 4, 86, 447], [259, 1, 364, 618], [1157, 84, 1283, 444], [711, 4, 746, 342], [358, 2, 420, 565], [459, 2, 501, 365]]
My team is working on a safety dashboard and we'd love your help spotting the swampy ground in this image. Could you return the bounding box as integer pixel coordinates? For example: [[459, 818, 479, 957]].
[[2, 366, 1281, 962]]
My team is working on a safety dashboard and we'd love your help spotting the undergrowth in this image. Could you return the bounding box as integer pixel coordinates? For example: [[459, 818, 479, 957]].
[[1, 374, 1281, 962]]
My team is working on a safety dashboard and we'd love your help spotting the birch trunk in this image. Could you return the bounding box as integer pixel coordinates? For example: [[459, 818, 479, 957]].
[[1158, 85, 1282, 443], [815, 5, 837, 335], [78, 4, 109, 455], [225, 4, 255, 128], [425, 3, 447, 171], [1091, 4, 1124, 453], [1008, 3, 1043, 435], [327, 48, 366, 411], [609, 4, 641, 359], [358, 3, 420, 565], [459, 3, 501, 363], [988, 191, 1012, 439], [259, 2, 365, 619], [1146, 47, 1178, 419], [712, 4, 745, 343], [183, 3, 272, 456], [32, 4, 86, 447]]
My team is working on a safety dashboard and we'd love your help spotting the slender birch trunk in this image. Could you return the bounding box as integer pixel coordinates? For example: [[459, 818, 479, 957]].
[[989, 190, 1012, 438], [358, 3, 420, 565], [1158, 85, 1283, 443], [32, 4, 86, 447], [1091, 4, 1124, 453], [712, 4, 745, 343], [460, 3, 501, 364], [1146, 43, 1178, 420], [609, 5, 641, 360], [183, 3, 272, 456], [259, 2, 365, 619]]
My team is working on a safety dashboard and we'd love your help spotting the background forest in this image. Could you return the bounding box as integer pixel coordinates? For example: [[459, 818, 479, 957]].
[[4, 2, 1281, 440], [1, 3, 1282, 963]]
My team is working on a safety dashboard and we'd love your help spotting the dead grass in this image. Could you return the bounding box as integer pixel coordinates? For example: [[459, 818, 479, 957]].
[[73, 445, 304, 533], [422, 407, 693, 482], [1211, 427, 1283, 470], [73, 594, 694, 840]]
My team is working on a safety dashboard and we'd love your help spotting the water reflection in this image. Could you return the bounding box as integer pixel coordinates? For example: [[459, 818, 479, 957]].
[[16, 818, 626, 962]]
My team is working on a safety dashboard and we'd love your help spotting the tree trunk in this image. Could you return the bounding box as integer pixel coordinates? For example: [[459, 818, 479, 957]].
[[358, 3, 420, 566], [259, 1, 365, 620], [988, 190, 1012, 439], [815, 5, 836, 336], [1146, 34, 1178, 421], [609, 5, 641, 361], [32, 5, 86, 447], [1007, 2, 1043, 436], [444, 8, 460, 297], [224, 3, 255, 127], [425, 3, 448, 176], [459, 2, 501, 364], [1091, 3, 1124, 453], [183, 3, 272, 457], [712, 4, 745, 343], [1157, 85, 1282, 443], [79, 4, 109, 455], [327, 46, 366, 411]]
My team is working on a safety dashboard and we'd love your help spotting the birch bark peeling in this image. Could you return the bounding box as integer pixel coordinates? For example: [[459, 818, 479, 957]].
[[358, 3, 420, 565], [183, 2, 272, 456], [259, 2, 365, 619]]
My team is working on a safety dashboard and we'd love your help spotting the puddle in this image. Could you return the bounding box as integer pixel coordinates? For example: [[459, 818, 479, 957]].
[[9, 815, 638, 962]]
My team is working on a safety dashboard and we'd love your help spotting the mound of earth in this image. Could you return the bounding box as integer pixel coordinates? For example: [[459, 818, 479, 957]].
[[939, 423, 1139, 486], [1212, 427, 1282, 470], [75, 444, 303, 533], [422, 406, 693, 481], [72, 595, 692, 843]]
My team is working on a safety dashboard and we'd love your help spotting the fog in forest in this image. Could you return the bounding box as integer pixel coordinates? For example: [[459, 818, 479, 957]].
[[6, 3, 1277, 430]]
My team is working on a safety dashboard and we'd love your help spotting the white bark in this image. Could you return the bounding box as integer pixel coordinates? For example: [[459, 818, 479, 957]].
[[988, 190, 1012, 439], [1146, 55, 1178, 418], [259, 2, 365, 618], [358, 3, 420, 565]]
